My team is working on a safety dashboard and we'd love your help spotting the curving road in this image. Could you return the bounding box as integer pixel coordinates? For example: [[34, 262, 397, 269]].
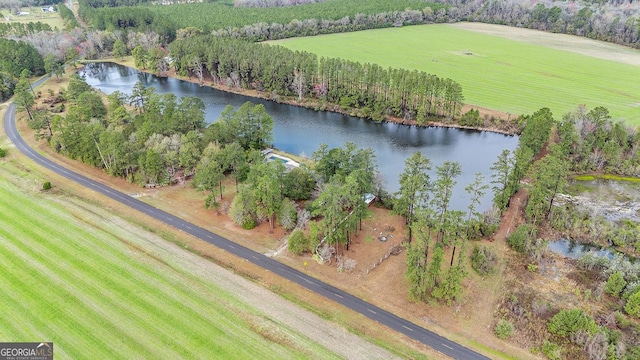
[[4, 92, 491, 359]]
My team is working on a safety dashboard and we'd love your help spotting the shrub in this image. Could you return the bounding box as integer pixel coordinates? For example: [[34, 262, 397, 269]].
[[605, 271, 627, 298], [548, 309, 598, 338], [229, 187, 256, 227], [625, 290, 640, 318], [541, 341, 561, 360], [494, 319, 514, 339], [507, 224, 536, 253], [241, 219, 256, 230], [287, 229, 308, 255], [0, 147, 6, 157], [460, 109, 481, 127], [622, 281, 639, 301], [278, 198, 297, 231], [471, 245, 497, 275], [42, 181, 52, 190], [204, 193, 219, 210]]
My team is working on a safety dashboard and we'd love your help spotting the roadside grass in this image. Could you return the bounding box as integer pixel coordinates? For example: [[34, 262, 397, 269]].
[[273, 24, 640, 125], [0, 168, 341, 359], [0, 8, 65, 29], [573, 174, 640, 183]]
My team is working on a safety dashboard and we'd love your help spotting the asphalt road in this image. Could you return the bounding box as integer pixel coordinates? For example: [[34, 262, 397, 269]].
[[4, 92, 491, 359]]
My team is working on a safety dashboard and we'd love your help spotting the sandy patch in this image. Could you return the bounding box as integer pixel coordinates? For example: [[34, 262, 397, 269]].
[[450, 22, 640, 66]]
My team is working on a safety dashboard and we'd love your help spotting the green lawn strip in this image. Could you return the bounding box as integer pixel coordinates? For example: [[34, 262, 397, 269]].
[[0, 223, 159, 359], [0, 181, 340, 358], [3, 195, 268, 358], [0, 201, 245, 358], [0, 259, 51, 342], [274, 24, 640, 123], [0, 247, 120, 359], [5, 193, 240, 357]]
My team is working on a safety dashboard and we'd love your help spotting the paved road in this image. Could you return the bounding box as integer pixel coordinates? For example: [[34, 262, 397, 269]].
[[4, 94, 491, 359]]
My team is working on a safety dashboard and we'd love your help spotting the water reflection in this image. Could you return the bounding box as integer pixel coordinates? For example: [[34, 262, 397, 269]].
[[548, 239, 637, 263], [548, 239, 615, 260]]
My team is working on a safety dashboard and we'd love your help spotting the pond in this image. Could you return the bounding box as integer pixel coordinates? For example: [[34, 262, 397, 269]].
[[548, 239, 638, 263], [80, 62, 519, 210], [548, 239, 616, 260]]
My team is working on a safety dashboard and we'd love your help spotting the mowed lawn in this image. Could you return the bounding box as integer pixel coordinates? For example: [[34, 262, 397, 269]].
[[274, 24, 640, 124], [0, 179, 338, 359]]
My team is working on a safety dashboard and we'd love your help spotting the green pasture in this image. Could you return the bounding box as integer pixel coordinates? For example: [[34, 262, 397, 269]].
[[0, 8, 64, 29], [274, 24, 640, 125], [0, 176, 338, 359]]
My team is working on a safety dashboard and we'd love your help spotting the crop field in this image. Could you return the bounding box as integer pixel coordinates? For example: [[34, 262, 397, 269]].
[[0, 174, 340, 359], [274, 23, 640, 125]]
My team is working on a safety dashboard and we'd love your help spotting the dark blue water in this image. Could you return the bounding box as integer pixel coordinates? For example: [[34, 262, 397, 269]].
[[81, 62, 519, 210]]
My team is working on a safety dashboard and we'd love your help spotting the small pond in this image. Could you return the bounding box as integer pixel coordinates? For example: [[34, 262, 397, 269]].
[[548, 239, 637, 263], [548, 239, 616, 260]]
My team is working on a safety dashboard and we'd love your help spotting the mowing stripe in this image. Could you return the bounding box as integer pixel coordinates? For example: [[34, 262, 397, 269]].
[[0, 182, 314, 359], [0, 210, 212, 358]]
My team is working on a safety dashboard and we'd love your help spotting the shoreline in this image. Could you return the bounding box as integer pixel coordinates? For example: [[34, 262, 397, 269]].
[[88, 58, 520, 136]]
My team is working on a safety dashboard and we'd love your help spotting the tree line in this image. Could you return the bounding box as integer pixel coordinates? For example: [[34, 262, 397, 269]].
[[0, 22, 54, 37], [167, 36, 464, 121], [57, 3, 81, 29], [436, 0, 640, 49], [234, 0, 326, 8]]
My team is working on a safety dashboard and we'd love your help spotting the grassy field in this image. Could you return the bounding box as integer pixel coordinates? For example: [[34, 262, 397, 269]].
[[0, 164, 342, 359], [1, 7, 65, 29], [274, 24, 640, 125]]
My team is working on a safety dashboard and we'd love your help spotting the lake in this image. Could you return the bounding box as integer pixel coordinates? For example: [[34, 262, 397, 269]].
[[81, 62, 519, 210]]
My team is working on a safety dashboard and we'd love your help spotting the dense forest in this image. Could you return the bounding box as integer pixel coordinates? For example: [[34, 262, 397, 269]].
[[78, 0, 443, 35], [0, 22, 54, 37], [75, 0, 640, 49], [234, 0, 327, 8]]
